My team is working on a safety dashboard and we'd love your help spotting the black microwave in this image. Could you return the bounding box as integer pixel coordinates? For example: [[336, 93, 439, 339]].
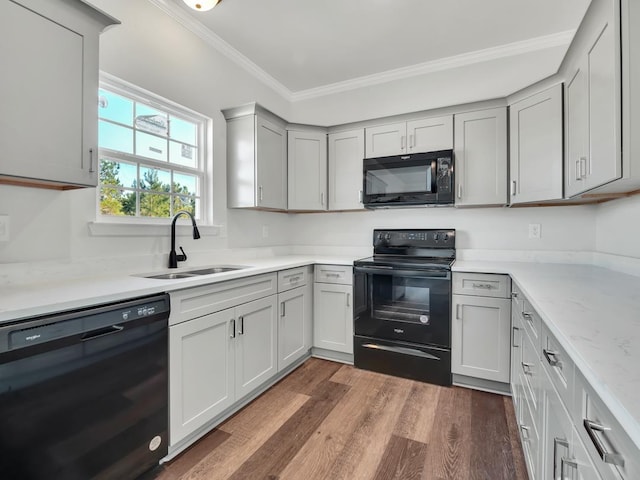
[[362, 150, 454, 207]]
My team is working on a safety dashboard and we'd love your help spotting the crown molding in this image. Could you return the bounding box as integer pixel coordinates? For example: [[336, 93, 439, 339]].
[[291, 30, 576, 102], [147, 0, 294, 100], [147, 0, 575, 104]]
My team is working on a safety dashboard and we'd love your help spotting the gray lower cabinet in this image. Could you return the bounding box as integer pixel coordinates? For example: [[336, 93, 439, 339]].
[[451, 272, 512, 384], [277, 267, 313, 371], [313, 265, 353, 357]]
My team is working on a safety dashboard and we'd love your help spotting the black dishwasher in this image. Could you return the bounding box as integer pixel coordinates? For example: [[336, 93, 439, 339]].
[[0, 294, 170, 480]]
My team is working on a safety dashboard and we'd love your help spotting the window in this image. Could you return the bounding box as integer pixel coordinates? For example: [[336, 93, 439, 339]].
[[97, 76, 208, 221]]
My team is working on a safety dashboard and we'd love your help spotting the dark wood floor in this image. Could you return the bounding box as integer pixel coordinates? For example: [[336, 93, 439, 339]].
[[156, 358, 528, 480]]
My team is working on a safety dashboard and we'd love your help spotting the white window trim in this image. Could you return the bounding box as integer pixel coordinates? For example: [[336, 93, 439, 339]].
[[94, 72, 216, 232]]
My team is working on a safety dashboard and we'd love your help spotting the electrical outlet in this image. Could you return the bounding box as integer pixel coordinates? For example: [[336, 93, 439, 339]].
[[262, 225, 269, 238], [528, 223, 541, 239], [0, 215, 9, 242]]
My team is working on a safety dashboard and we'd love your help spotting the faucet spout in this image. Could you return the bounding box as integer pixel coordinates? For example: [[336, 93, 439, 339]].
[[169, 210, 200, 268]]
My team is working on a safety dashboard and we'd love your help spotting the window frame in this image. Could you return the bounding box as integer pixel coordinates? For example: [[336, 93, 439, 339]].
[[96, 74, 211, 224]]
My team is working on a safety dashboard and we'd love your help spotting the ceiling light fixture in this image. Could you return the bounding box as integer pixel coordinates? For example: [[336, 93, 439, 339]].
[[182, 0, 221, 12]]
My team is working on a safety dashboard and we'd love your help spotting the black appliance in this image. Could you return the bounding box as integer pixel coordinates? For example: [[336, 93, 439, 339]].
[[353, 229, 455, 385], [0, 294, 170, 480], [362, 150, 454, 207]]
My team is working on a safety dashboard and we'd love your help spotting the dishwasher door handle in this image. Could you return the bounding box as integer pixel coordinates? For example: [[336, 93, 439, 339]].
[[81, 325, 124, 341]]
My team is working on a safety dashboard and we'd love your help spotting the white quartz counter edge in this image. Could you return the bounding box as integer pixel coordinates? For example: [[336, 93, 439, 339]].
[[453, 260, 640, 451], [0, 255, 355, 323]]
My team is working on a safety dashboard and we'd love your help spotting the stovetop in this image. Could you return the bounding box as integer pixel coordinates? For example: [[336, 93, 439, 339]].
[[353, 255, 455, 271]]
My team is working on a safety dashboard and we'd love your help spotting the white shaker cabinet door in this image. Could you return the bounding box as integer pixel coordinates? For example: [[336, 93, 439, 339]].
[[313, 283, 353, 354], [365, 122, 406, 158], [454, 107, 508, 206], [328, 129, 366, 211], [277, 285, 311, 371], [565, 62, 590, 198], [288, 130, 327, 211], [509, 84, 564, 204], [256, 116, 287, 210], [169, 309, 235, 445], [452, 295, 511, 383], [407, 115, 453, 153], [234, 296, 278, 399]]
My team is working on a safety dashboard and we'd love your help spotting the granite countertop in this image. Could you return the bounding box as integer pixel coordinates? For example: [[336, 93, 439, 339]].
[[0, 255, 356, 323], [453, 260, 640, 451]]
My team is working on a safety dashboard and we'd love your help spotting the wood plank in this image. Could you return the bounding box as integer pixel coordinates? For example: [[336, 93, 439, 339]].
[[277, 357, 343, 395], [393, 381, 441, 444], [422, 387, 473, 480], [226, 380, 350, 480], [176, 387, 309, 480], [372, 435, 428, 480], [324, 374, 413, 480], [279, 365, 389, 480], [469, 389, 517, 480]]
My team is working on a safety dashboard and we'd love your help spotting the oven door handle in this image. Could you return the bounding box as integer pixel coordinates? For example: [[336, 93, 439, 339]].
[[354, 266, 450, 279], [361, 343, 442, 360]]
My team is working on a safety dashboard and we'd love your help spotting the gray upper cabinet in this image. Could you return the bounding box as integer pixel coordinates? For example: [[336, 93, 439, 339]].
[[564, 0, 622, 198], [454, 107, 508, 206], [509, 84, 564, 204], [328, 128, 365, 211], [364, 115, 453, 158], [0, 0, 118, 189], [224, 104, 287, 210], [287, 128, 327, 211]]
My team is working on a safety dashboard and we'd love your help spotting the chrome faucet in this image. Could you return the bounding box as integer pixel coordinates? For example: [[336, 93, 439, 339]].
[[169, 210, 201, 268]]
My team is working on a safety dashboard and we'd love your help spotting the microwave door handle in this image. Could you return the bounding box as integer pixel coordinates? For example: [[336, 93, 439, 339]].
[[431, 160, 438, 193]]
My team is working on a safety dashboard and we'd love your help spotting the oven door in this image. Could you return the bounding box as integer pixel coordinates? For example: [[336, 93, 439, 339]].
[[353, 265, 451, 347]]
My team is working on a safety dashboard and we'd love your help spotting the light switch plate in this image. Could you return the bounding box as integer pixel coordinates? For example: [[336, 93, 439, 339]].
[[0, 215, 9, 242], [528, 223, 541, 239]]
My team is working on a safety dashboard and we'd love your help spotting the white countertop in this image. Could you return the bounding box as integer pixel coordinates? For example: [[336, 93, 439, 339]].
[[0, 255, 355, 323], [454, 260, 640, 450]]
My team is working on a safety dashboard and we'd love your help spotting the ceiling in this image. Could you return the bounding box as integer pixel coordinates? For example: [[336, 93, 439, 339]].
[[156, 0, 591, 98]]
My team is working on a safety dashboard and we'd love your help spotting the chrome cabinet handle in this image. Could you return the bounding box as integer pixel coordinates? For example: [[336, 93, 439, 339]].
[[523, 312, 534, 324], [409, 134, 414, 149], [521, 362, 533, 374], [580, 156, 588, 179], [346, 293, 350, 307], [511, 292, 519, 299], [511, 180, 517, 196], [512, 326, 520, 348], [519, 425, 530, 439], [400, 135, 406, 150], [238, 316, 244, 335], [583, 419, 625, 467], [359, 190, 363, 203], [230, 319, 236, 338], [543, 348, 560, 367], [455, 304, 461, 320], [88, 148, 95, 173], [575, 159, 582, 181], [472, 282, 493, 290], [281, 301, 285, 317], [259, 185, 264, 202], [561, 457, 578, 479], [457, 183, 462, 199], [321, 192, 325, 206]]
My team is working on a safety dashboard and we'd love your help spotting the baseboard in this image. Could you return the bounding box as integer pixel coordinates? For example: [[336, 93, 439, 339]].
[[452, 373, 512, 395], [311, 347, 354, 365]]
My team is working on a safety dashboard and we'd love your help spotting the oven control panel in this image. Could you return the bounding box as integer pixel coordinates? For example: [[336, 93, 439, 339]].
[[373, 229, 455, 248]]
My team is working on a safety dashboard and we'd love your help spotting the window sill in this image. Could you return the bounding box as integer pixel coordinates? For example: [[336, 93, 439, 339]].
[[88, 221, 226, 237]]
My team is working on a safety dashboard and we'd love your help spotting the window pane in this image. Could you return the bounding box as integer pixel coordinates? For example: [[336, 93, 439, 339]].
[[99, 159, 137, 188], [99, 120, 133, 154], [139, 166, 170, 192], [100, 188, 136, 216], [136, 131, 168, 161], [173, 195, 196, 216], [98, 89, 133, 126], [170, 141, 197, 168], [139, 193, 171, 218], [135, 104, 168, 136], [173, 172, 198, 196], [170, 117, 197, 145]]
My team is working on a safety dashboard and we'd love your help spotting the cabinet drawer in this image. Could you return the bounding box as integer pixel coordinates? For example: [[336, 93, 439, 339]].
[[169, 273, 278, 325], [452, 272, 511, 298], [574, 369, 640, 480], [541, 323, 575, 413], [315, 264, 352, 284], [278, 266, 310, 292]]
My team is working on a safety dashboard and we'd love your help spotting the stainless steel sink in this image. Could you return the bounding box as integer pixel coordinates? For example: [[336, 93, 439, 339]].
[[139, 265, 247, 280], [145, 272, 198, 280]]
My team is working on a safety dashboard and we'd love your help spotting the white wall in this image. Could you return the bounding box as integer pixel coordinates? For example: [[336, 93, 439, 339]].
[[595, 195, 640, 258], [290, 205, 597, 254]]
